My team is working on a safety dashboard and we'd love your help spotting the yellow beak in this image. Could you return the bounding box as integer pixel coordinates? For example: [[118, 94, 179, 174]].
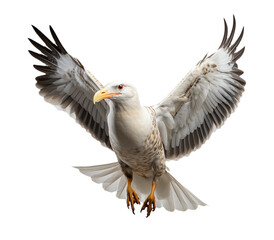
[[93, 89, 121, 104]]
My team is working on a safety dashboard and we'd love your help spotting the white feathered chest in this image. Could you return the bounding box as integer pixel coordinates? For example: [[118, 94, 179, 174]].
[[108, 106, 165, 176]]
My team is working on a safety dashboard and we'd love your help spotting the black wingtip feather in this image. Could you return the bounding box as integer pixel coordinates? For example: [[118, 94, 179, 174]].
[[31, 25, 37, 31], [28, 38, 57, 63], [219, 19, 228, 49], [229, 27, 244, 54], [218, 16, 245, 64], [28, 50, 41, 59], [233, 47, 245, 62], [29, 50, 55, 67], [32, 25, 60, 57], [28, 37, 44, 50], [49, 26, 67, 54], [224, 16, 236, 49], [33, 65, 55, 74], [232, 67, 244, 76]]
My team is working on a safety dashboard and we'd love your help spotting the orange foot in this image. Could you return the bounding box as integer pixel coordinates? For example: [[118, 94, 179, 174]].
[[141, 182, 156, 217], [126, 178, 140, 214]]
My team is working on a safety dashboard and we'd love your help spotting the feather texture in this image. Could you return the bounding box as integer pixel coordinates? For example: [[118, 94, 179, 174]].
[[30, 18, 245, 214], [155, 16, 245, 159], [29, 26, 111, 148]]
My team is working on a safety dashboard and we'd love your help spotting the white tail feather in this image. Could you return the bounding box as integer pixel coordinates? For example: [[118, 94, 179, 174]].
[[75, 162, 206, 211]]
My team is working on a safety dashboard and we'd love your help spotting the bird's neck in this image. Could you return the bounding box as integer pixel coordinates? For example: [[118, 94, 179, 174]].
[[107, 99, 152, 150], [111, 97, 143, 114], [107, 98, 148, 133]]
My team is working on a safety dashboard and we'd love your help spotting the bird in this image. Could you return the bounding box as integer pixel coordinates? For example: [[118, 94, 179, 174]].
[[29, 16, 245, 217]]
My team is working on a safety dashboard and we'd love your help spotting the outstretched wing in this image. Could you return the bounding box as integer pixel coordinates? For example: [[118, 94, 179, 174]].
[[155, 16, 245, 159], [29, 26, 111, 149]]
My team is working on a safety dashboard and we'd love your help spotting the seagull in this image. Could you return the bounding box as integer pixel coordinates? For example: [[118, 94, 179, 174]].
[[29, 16, 245, 217]]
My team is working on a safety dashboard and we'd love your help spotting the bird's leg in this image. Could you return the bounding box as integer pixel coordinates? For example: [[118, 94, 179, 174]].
[[126, 177, 140, 214], [141, 159, 166, 217], [141, 181, 156, 217], [118, 159, 140, 214]]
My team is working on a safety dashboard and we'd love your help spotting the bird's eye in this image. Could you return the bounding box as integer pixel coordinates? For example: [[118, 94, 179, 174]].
[[118, 84, 124, 90]]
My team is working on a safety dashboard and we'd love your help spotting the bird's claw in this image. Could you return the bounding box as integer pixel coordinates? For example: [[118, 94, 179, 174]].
[[141, 194, 156, 217], [126, 185, 140, 215]]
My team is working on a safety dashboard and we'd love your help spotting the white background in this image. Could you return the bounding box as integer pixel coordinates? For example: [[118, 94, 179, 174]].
[[1, 0, 274, 239]]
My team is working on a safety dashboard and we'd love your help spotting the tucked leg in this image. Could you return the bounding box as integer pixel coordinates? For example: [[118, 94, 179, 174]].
[[119, 160, 140, 214]]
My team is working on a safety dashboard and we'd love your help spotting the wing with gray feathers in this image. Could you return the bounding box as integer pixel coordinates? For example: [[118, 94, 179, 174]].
[[29, 26, 111, 149], [155, 16, 245, 159]]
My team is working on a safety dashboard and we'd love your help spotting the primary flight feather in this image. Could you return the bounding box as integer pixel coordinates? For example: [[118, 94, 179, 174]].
[[29, 16, 245, 217]]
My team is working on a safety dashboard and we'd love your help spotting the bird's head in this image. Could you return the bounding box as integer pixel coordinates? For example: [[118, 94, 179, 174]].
[[93, 82, 139, 105]]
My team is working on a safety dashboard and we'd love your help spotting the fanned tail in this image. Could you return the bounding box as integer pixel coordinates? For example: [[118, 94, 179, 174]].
[[75, 162, 206, 211], [155, 172, 206, 211], [75, 162, 127, 198]]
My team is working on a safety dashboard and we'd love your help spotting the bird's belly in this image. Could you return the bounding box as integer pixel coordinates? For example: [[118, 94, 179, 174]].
[[110, 121, 165, 177], [116, 145, 160, 176], [110, 132, 155, 172]]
